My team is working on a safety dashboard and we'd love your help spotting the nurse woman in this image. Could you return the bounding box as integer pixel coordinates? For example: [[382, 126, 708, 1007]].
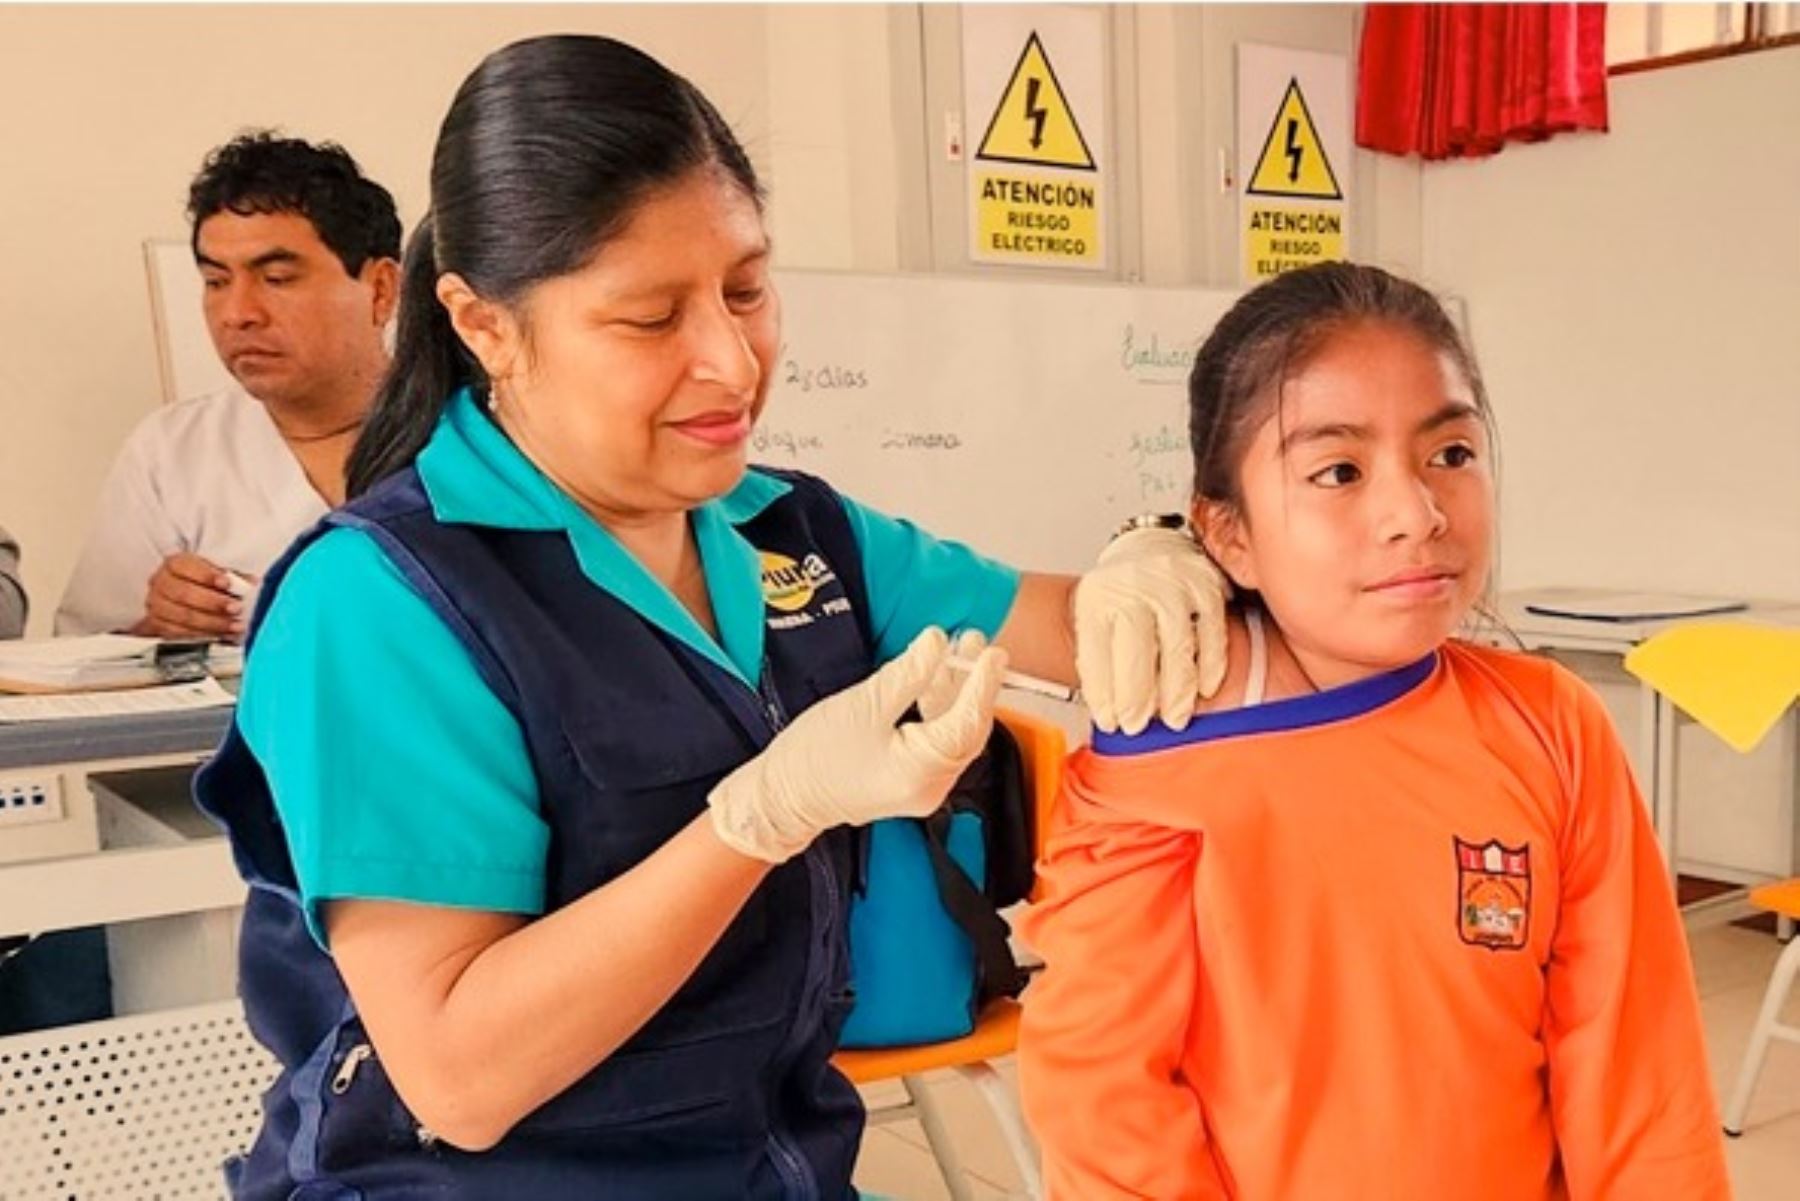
[[197, 33, 1228, 1200]]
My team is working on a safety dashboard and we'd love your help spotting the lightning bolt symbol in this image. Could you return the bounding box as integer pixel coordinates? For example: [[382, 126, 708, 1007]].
[[1284, 117, 1303, 183], [1024, 77, 1048, 150]]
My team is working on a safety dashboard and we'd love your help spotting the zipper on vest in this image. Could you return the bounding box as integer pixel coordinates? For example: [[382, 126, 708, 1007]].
[[755, 667, 790, 733], [754, 660, 827, 1201], [330, 1043, 373, 1095], [762, 839, 835, 1201]]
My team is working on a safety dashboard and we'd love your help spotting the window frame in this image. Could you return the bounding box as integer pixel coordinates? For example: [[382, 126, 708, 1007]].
[[1609, 3, 1800, 76]]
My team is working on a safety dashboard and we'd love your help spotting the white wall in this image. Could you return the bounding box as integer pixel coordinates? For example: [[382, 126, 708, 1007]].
[[1420, 47, 1800, 877], [1421, 45, 1800, 603]]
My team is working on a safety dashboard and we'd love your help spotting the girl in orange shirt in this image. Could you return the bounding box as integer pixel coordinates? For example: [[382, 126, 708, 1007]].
[[1018, 263, 1731, 1200]]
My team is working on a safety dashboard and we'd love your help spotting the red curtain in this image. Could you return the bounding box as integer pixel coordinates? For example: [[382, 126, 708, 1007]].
[[1356, 4, 1609, 161]]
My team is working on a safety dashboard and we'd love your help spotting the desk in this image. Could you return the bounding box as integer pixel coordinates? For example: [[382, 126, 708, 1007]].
[[1495, 588, 1800, 931], [0, 707, 241, 941], [0, 706, 273, 1201]]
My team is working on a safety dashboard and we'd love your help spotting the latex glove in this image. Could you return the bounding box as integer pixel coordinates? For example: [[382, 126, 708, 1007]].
[[917, 629, 994, 721], [707, 627, 1008, 863], [1074, 527, 1230, 735]]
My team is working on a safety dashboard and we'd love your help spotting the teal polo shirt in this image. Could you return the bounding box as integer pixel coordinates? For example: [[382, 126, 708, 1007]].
[[238, 389, 1020, 945]]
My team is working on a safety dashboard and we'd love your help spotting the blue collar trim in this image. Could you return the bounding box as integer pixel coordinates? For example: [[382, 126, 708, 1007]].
[[1091, 651, 1439, 757]]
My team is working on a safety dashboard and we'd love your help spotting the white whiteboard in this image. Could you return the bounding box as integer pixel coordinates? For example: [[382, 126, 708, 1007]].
[[144, 238, 234, 405], [761, 270, 1235, 573], [144, 245, 1236, 574]]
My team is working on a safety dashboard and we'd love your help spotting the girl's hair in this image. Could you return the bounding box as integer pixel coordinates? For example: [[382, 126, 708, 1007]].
[[347, 35, 762, 497], [1187, 261, 1490, 511]]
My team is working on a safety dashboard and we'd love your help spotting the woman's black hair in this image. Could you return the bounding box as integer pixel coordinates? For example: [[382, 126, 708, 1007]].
[[1187, 260, 1491, 513], [347, 35, 762, 497]]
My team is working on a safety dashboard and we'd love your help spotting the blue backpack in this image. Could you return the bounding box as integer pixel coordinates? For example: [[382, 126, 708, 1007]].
[[839, 723, 1033, 1048]]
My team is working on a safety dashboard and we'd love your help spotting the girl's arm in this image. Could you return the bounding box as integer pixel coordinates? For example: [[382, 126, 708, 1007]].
[[1016, 781, 1231, 1200], [1542, 674, 1731, 1199]]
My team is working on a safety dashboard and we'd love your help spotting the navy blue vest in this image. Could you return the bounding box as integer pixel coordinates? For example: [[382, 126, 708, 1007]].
[[196, 466, 877, 1200]]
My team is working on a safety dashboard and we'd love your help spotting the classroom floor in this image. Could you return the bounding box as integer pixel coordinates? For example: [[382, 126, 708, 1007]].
[[851, 922, 1800, 1200]]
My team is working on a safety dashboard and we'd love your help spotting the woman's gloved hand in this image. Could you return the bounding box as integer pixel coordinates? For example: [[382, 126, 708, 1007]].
[[707, 627, 1009, 864], [1074, 526, 1231, 736], [916, 628, 993, 722]]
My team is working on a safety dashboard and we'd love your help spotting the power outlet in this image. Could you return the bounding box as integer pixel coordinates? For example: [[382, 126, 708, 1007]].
[[0, 772, 64, 827]]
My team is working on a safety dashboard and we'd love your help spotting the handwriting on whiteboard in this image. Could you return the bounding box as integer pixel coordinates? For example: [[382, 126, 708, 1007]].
[[781, 351, 870, 394], [751, 426, 825, 459], [1129, 423, 1191, 502], [880, 429, 963, 451], [1118, 324, 1199, 385], [1127, 423, 1189, 465]]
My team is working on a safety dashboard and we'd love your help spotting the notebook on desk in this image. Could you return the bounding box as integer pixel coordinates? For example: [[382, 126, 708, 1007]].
[[1523, 593, 1750, 623], [0, 635, 215, 694]]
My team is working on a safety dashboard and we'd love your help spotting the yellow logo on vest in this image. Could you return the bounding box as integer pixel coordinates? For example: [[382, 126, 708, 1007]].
[[975, 32, 1096, 171], [759, 552, 840, 614], [1246, 78, 1342, 201]]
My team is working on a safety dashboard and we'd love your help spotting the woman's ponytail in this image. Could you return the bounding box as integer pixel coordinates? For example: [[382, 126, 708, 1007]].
[[346, 215, 475, 497]]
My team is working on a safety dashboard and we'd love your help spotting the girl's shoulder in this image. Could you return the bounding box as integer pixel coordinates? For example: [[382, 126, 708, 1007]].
[[1439, 639, 1619, 767], [1190, 606, 1318, 716], [1190, 610, 1259, 715], [1441, 639, 1591, 713]]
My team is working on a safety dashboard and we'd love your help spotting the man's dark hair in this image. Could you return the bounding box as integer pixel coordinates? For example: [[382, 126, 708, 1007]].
[[187, 131, 402, 277]]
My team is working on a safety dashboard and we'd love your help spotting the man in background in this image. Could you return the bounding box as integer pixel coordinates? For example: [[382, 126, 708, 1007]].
[[0, 523, 25, 638], [56, 132, 400, 639]]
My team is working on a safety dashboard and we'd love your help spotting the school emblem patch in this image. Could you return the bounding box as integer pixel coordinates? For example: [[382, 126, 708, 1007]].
[[1454, 837, 1531, 951]]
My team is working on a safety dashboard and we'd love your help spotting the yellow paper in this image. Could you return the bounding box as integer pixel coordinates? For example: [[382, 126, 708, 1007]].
[[1624, 623, 1800, 753]]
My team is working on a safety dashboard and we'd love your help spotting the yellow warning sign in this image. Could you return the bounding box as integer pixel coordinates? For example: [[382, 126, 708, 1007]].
[[1246, 78, 1343, 201], [974, 170, 1101, 266], [975, 32, 1096, 171], [1243, 205, 1345, 280]]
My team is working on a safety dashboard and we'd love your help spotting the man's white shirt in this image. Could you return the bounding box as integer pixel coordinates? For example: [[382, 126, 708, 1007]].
[[55, 388, 328, 635]]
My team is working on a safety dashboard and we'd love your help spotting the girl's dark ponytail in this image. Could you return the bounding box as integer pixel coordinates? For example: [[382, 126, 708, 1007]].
[[346, 216, 472, 497]]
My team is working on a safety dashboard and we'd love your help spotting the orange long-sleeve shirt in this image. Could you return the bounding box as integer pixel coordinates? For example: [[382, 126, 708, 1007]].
[[1018, 642, 1730, 1201]]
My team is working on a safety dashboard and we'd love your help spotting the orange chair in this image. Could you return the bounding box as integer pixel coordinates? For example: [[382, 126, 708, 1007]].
[[1723, 880, 1800, 1137], [834, 708, 1066, 1201]]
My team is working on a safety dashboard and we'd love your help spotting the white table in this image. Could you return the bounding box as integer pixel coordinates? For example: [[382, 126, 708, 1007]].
[[1493, 588, 1800, 932], [0, 707, 241, 942], [0, 707, 268, 1201]]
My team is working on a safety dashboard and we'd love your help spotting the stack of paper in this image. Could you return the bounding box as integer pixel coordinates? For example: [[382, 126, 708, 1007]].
[[0, 635, 224, 694], [0, 678, 235, 723]]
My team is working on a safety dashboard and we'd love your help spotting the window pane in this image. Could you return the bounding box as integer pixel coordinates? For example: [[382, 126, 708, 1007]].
[[1767, 4, 1800, 36], [1657, 3, 1740, 55], [1607, 2, 1652, 64]]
